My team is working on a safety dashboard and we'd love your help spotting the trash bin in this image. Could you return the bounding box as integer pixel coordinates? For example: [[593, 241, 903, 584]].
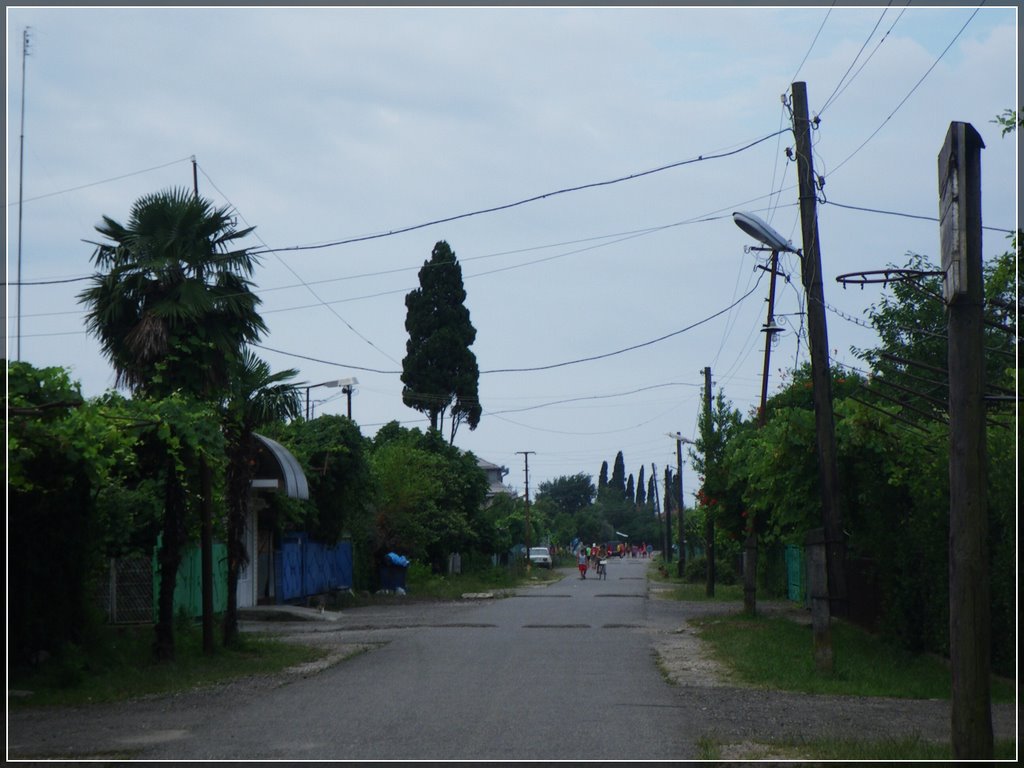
[[379, 552, 409, 592]]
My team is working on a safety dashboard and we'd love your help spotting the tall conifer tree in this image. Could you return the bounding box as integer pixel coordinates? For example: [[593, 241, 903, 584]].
[[401, 241, 481, 443]]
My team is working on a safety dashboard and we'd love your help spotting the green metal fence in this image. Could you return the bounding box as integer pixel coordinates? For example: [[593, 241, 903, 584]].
[[152, 540, 228, 621], [785, 544, 806, 603]]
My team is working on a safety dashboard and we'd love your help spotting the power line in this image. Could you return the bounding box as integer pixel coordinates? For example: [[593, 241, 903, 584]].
[[484, 272, 766, 374], [827, 4, 984, 178], [197, 163, 400, 366], [254, 278, 766, 378], [6, 155, 194, 207], [825, 199, 1014, 234], [817, 2, 905, 117], [250, 129, 789, 256], [790, 1, 836, 84]]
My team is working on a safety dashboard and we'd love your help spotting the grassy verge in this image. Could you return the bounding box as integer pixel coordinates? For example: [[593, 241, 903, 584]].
[[692, 612, 1016, 703], [8, 622, 328, 709], [698, 734, 1018, 761]]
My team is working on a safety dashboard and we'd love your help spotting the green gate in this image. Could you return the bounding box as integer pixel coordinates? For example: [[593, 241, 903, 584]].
[[785, 544, 805, 603]]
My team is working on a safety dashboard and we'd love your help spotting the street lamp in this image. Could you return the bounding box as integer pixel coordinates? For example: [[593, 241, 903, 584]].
[[732, 212, 798, 615], [667, 432, 695, 577], [304, 377, 358, 420], [732, 211, 797, 254]]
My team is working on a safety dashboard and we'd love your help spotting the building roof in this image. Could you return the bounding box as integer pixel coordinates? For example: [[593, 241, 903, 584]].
[[253, 433, 310, 500]]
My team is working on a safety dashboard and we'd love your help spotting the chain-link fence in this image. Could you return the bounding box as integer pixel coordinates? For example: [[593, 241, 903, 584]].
[[95, 556, 153, 623]]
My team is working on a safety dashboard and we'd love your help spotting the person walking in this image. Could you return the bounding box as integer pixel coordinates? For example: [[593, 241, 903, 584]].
[[577, 548, 589, 579]]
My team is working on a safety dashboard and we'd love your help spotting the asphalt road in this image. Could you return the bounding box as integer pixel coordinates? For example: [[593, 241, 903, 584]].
[[7, 556, 1018, 761]]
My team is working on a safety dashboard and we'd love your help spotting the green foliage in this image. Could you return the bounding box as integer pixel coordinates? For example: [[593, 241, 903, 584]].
[[268, 415, 372, 544], [536, 473, 595, 516], [78, 187, 265, 400], [367, 423, 488, 571], [990, 107, 1020, 137], [683, 555, 737, 585], [400, 240, 481, 442], [694, 613, 1014, 702]]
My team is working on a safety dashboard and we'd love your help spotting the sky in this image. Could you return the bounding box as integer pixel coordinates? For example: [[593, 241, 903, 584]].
[[5, 4, 1019, 501]]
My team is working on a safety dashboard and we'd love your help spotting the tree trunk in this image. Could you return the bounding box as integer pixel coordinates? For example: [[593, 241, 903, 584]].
[[743, 531, 758, 616], [224, 441, 255, 647], [154, 462, 187, 661], [200, 458, 215, 655]]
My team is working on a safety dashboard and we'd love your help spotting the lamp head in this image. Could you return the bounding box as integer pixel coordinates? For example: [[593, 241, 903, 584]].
[[733, 211, 795, 253]]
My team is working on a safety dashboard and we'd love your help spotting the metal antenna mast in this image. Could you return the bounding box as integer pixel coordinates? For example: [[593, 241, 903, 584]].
[[16, 27, 32, 360]]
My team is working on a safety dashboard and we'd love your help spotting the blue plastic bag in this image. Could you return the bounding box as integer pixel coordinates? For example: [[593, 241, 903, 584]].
[[386, 552, 410, 568]]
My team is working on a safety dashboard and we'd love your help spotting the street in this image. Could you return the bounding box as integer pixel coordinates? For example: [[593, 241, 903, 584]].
[[7, 556, 1018, 761]]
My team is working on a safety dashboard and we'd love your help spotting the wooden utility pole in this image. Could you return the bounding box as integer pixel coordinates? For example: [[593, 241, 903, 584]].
[[791, 81, 846, 616], [517, 451, 535, 571], [651, 463, 666, 558], [192, 158, 215, 655], [744, 248, 783, 615], [939, 121, 992, 759], [675, 437, 685, 578], [702, 366, 715, 597], [663, 465, 673, 565]]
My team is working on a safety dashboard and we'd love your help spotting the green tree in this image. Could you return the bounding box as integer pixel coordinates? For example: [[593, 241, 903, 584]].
[[368, 424, 488, 573], [401, 240, 481, 443], [692, 389, 742, 594], [608, 451, 626, 498], [535, 473, 595, 516], [597, 460, 609, 491], [78, 187, 264, 660], [635, 465, 647, 506], [221, 351, 301, 646]]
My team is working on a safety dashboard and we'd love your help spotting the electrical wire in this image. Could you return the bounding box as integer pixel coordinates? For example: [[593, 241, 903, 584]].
[[5, 155, 194, 207], [249, 130, 789, 256], [817, 3, 894, 117], [827, 4, 984, 178], [825, 199, 1014, 234], [483, 273, 766, 374], [790, 1, 836, 84], [817, 2, 911, 118], [253, 277, 766, 378], [197, 163, 401, 366]]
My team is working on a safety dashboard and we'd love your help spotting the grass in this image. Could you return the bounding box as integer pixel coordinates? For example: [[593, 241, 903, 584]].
[[692, 612, 1016, 703], [8, 621, 328, 709], [654, 580, 745, 602], [698, 734, 1018, 761]]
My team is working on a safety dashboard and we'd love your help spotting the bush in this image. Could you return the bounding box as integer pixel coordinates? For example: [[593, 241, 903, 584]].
[[683, 556, 737, 585]]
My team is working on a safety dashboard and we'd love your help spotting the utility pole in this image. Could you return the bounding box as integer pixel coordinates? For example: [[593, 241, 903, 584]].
[[191, 156, 214, 655], [939, 121, 991, 759], [651, 463, 665, 558], [668, 432, 694, 578], [702, 366, 715, 597], [516, 451, 535, 571], [663, 466, 673, 565], [791, 81, 846, 616], [744, 248, 784, 615], [16, 27, 32, 361]]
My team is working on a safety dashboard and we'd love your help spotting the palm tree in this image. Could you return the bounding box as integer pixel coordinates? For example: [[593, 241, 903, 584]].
[[80, 187, 266, 398], [78, 188, 265, 661], [222, 350, 301, 646]]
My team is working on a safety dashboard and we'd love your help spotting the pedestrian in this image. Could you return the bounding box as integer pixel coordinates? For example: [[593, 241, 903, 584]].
[[577, 548, 589, 579]]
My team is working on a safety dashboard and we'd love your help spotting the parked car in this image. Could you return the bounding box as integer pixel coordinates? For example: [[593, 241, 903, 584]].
[[528, 546, 553, 568]]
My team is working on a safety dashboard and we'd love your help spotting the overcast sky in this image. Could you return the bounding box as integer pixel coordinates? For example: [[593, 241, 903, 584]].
[[5, 4, 1019, 498]]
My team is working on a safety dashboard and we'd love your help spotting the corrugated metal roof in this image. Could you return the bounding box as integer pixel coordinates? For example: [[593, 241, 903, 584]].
[[253, 433, 309, 500]]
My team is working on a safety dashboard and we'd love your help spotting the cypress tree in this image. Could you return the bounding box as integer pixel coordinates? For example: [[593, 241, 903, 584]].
[[401, 240, 481, 443]]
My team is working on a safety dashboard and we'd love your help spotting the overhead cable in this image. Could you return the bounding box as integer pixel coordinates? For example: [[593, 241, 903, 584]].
[[251, 130, 789, 256], [827, 5, 983, 178]]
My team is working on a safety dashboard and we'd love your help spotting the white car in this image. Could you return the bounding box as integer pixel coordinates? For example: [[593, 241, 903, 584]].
[[528, 546, 553, 568]]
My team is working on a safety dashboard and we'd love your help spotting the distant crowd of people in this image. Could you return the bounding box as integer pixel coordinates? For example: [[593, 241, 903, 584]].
[[574, 541, 653, 579]]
